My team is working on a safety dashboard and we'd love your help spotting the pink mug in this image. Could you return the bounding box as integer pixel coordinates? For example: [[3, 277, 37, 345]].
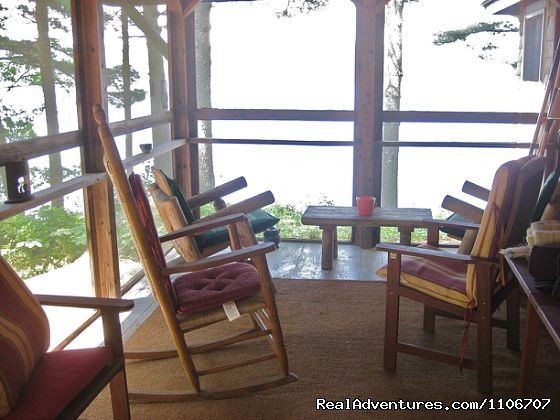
[[356, 195, 375, 216]]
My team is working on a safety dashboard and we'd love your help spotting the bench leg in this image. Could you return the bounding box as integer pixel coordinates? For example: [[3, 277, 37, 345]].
[[321, 226, 336, 270]]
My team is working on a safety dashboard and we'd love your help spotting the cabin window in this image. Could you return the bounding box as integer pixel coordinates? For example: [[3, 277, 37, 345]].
[[522, 10, 544, 82]]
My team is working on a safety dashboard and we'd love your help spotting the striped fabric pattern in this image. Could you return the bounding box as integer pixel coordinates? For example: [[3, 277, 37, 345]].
[[465, 159, 520, 304], [0, 255, 49, 416]]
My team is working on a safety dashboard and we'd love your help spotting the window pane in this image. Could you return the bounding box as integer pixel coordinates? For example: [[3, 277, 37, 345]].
[[102, 2, 170, 121], [395, 0, 542, 113], [207, 0, 356, 110]]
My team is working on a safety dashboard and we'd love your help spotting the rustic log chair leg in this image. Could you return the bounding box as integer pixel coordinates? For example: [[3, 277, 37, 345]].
[[423, 305, 436, 333], [109, 371, 131, 420], [384, 253, 401, 371], [506, 282, 521, 351], [476, 266, 493, 394], [252, 255, 290, 377]]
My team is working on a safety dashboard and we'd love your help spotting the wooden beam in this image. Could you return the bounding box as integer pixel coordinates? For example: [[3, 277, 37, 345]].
[[0, 132, 81, 167], [167, 0, 196, 197], [195, 108, 354, 121], [108, 111, 173, 137], [72, 0, 121, 299], [353, 0, 385, 247]]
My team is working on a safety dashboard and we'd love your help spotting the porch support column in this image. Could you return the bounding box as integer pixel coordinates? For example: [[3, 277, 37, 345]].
[[353, 0, 385, 247], [168, 0, 199, 197], [72, 0, 121, 298]]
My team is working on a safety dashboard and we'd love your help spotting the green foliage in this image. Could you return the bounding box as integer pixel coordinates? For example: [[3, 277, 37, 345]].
[[433, 21, 518, 46], [276, 0, 329, 18], [0, 205, 87, 279], [0, 105, 38, 141], [107, 65, 147, 108]]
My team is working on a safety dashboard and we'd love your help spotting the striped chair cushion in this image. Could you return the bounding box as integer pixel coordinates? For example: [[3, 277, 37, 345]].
[[0, 256, 50, 416], [376, 246, 471, 307], [465, 159, 520, 304]]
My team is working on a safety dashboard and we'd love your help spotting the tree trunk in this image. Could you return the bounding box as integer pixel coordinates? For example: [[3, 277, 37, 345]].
[[381, 0, 404, 208], [122, 9, 133, 159], [144, 5, 172, 175], [37, 0, 63, 207], [195, 3, 215, 192]]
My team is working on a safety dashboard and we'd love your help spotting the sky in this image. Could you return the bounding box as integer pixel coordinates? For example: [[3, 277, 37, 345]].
[[207, 0, 542, 213]]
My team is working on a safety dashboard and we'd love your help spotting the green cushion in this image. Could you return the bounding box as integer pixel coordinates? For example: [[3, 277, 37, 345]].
[[531, 170, 559, 222], [440, 212, 471, 238], [196, 209, 279, 251], [161, 172, 197, 225]]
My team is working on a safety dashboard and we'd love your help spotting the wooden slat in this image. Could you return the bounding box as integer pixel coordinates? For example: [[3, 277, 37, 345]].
[[380, 141, 531, 149], [122, 138, 188, 169], [109, 111, 173, 137], [187, 137, 352, 146], [383, 110, 538, 124], [0, 172, 106, 221], [195, 108, 354, 121], [0, 131, 81, 167]]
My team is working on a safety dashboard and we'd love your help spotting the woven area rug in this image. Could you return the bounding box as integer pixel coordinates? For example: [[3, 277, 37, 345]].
[[84, 279, 560, 419]]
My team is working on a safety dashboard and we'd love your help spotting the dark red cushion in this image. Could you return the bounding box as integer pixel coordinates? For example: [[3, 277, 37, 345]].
[[174, 262, 261, 314], [5, 347, 112, 420], [129, 173, 178, 309]]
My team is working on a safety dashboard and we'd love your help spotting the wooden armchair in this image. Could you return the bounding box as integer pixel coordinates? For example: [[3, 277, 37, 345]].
[[376, 156, 546, 393], [150, 168, 279, 261], [0, 254, 133, 419], [93, 104, 296, 402]]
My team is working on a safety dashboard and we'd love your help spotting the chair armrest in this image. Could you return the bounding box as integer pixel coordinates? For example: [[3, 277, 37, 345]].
[[159, 213, 248, 242], [199, 191, 275, 221], [441, 195, 484, 223], [462, 180, 490, 201], [36, 294, 133, 353], [186, 177, 247, 209], [375, 242, 493, 266], [422, 218, 480, 232], [36, 294, 134, 312], [162, 242, 276, 275]]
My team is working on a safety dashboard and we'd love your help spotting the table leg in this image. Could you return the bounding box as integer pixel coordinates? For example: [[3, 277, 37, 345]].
[[519, 303, 541, 397], [321, 226, 335, 270], [398, 226, 413, 245]]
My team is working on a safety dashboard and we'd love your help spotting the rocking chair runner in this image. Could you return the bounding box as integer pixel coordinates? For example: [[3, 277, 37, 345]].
[[92, 104, 296, 402], [0, 254, 133, 419], [376, 155, 546, 394]]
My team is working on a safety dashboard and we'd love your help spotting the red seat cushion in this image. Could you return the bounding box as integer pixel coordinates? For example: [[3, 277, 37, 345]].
[[174, 262, 261, 315], [400, 252, 468, 294], [5, 347, 112, 420]]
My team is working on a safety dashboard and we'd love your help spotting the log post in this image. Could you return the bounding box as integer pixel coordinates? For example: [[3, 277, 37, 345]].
[[72, 0, 121, 298], [353, 0, 385, 247]]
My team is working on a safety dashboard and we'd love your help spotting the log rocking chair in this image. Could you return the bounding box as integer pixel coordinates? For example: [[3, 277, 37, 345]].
[[93, 104, 296, 402], [376, 155, 546, 393], [149, 168, 279, 262], [0, 254, 133, 419]]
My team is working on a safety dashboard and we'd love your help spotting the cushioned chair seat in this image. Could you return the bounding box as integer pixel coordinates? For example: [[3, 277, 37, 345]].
[[173, 262, 261, 315], [5, 347, 112, 420], [376, 247, 471, 308], [195, 209, 279, 251]]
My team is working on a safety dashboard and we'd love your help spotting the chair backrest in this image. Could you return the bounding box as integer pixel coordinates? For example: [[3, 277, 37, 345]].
[[92, 105, 178, 314], [149, 183, 202, 261], [0, 255, 50, 416], [503, 156, 546, 247], [465, 156, 545, 302]]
